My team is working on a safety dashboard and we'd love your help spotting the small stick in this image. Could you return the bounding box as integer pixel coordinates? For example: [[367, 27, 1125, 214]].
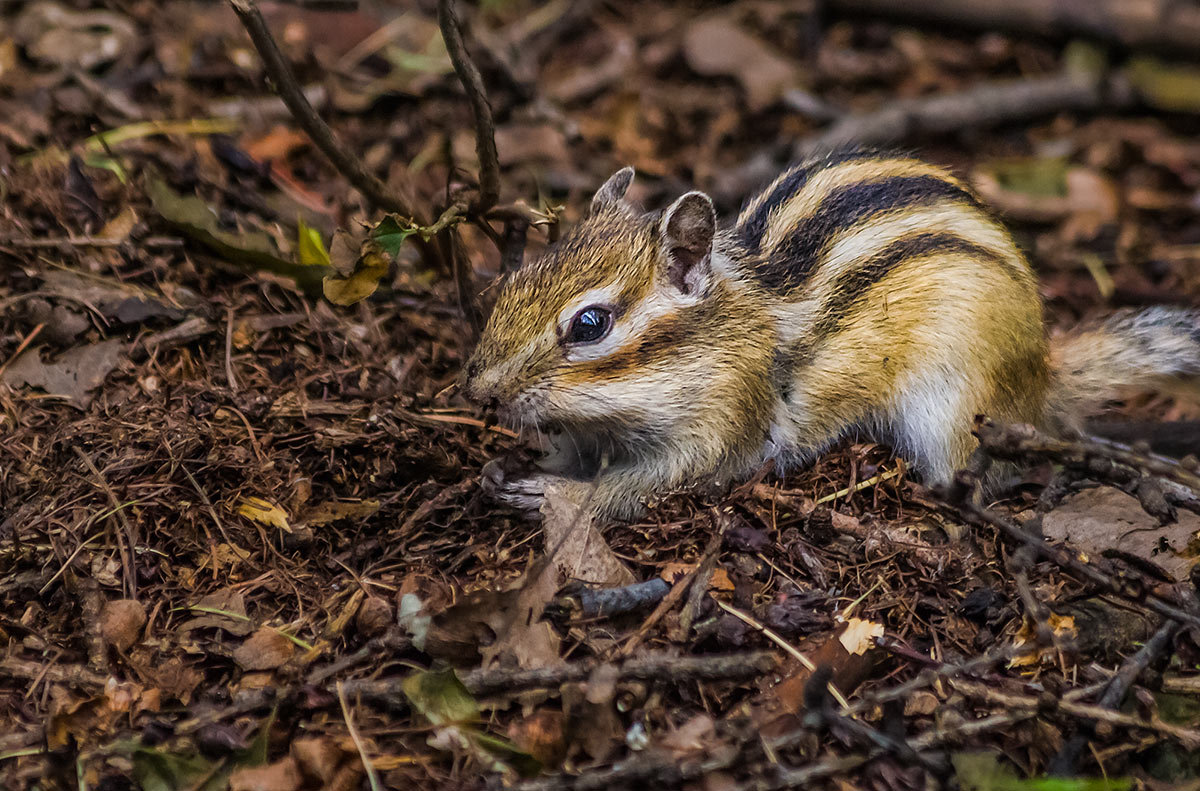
[[227, 0, 436, 271], [437, 0, 501, 214]]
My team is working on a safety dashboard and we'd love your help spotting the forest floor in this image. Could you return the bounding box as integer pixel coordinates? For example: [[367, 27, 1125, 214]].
[[3, 1, 1200, 789]]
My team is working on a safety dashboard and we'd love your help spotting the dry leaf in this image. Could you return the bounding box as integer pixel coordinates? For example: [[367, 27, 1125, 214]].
[[237, 497, 292, 532], [683, 15, 799, 111], [178, 588, 253, 636], [230, 756, 303, 791], [2, 339, 125, 408], [100, 598, 147, 651], [1041, 487, 1199, 582], [838, 617, 885, 655], [301, 498, 381, 527], [1010, 612, 1077, 668], [232, 626, 296, 671], [541, 481, 635, 587]]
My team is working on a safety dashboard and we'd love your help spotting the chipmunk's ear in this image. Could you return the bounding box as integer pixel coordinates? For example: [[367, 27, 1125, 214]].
[[660, 191, 715, 295], [590, 166, 635, 214]]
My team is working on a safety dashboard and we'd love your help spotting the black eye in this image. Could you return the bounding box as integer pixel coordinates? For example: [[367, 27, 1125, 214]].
[[566, 306, 612, 345]]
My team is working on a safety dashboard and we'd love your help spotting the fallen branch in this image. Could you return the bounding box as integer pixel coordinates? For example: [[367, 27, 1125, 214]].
[[797, 68, 1130, 157], [827, 0, 1200, 58]]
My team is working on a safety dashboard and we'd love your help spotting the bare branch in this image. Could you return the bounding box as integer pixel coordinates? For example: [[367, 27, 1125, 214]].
[[437, 0, 502, 214], [227, 0, 425, 226]]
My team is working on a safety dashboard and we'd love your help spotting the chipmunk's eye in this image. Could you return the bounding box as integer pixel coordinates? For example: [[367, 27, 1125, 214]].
[[566, 305, 612, 345]]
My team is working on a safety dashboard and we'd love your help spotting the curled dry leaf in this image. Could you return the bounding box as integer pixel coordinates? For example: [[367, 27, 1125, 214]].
[[232, 626, 296, 671], [178, 588, 253, 636], [99, 598, 147, 651]]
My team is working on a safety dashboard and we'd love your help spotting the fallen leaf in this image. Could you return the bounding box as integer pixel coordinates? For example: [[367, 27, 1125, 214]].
[[541, 481, 635, 586], [301, 499, 381, 527], [323, 246, 390, 306], [1127, 56, 1200, 113], [354, 596, 393, 637], [683, 15, 800, 111], [507, 710, 568, 769], [237, 497, 292, 533], [1010, 612, 1077, 669], [178, 588, 253, 636], [659, 714, 716, 759], [13, 2, 136, 70], [146, 175, 327, 295], [232, 626, 295, 671], [1041, 487, 1199, 582], [100, 598, 147, 651], [2, 339, 124, 408], [229, 757, 302, 791], [40, 269, 189, 324]]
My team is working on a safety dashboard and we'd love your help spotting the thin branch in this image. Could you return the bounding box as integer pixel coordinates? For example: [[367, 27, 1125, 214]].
[[797, 69, 1130, 157], [437, 0, 501, 213], [227, 0, 427, 228]]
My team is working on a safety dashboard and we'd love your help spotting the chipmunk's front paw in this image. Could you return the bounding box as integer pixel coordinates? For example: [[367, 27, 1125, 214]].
[[481, 460, 556, 519]]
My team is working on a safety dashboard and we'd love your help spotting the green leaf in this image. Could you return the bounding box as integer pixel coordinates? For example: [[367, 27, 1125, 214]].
[[297, 218, 331, 269], [986, 157, 1070, 198], [371, 215, 419, 259], [403, 668, 479, 726], [146, 175, 328, 296], [953, 752, 1131, 791], [131, 745, 226, 791]]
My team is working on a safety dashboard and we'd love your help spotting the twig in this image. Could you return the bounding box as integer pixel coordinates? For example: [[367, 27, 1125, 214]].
[[975, 419, 1200, 508], [227, 0, 434, 256], [950, 677, 1200, 748], [1048, 618, 1180, 775], [73, 446, 138, 600], [437, 0, 501, 214]]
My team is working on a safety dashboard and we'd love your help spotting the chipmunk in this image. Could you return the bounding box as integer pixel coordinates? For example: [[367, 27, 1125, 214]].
[[462, 150, 1200, 520]]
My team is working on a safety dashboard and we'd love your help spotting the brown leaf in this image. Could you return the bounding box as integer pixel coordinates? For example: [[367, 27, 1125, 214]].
[[99, 598, 146, 651], [291, 737, 352, 785], [683, 15, 799, 112], [2, 339, 125, 408], [232, 627, 296, 671], [1041, 487, 1199, 582], [230, 756, 303, 791], [178, 588, 253, 636], [507, 709, 568, 769], [541, 481, 635, 586], [659, 713, 716, 759]]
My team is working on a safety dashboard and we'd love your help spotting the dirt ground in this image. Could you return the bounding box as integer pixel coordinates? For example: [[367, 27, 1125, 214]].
[[3, 1, 1200, 789]]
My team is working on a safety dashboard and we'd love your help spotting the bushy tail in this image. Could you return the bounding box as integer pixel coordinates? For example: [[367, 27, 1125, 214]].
[[1048, 306, 1200, 429]]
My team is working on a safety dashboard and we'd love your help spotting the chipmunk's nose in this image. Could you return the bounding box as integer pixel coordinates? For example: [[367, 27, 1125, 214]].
[[460, 359, 493, 406]]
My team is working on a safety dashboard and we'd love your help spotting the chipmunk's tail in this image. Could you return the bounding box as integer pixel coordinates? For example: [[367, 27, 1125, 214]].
[[1048, 307, 1200, 430]]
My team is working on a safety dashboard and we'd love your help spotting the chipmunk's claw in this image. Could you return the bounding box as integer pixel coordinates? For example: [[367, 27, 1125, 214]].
[[481, 460, 553, 519]]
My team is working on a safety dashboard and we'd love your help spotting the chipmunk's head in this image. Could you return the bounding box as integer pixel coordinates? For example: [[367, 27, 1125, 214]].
[[462, 167, 723, 436]]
